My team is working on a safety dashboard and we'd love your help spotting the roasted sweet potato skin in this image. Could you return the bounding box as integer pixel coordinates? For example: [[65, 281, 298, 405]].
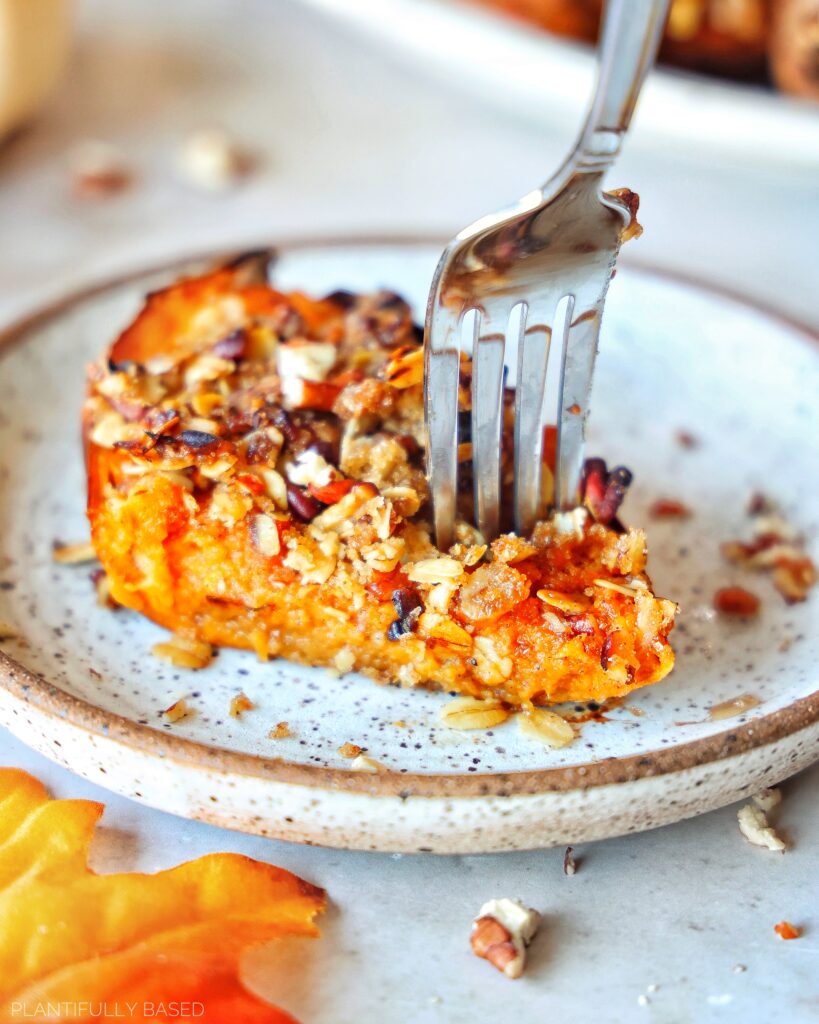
[[85, 257, 675, 707]]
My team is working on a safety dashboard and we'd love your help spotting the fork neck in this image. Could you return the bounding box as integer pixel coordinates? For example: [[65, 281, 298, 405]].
[[556, 0, 669, 179]]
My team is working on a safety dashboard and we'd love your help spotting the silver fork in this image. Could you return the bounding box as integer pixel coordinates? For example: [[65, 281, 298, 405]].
[[424, 0, 669, 551]]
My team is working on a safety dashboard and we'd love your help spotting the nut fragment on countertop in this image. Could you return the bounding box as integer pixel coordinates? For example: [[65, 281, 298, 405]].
[[518, 707, 576, 749], [439, 696, 509, 731], [52, 540, 98, 565], [737, 804, 786, 852], [470, 898, 541, 980], [229, 691, 255, 718], [752, 788, 782, 814], [176, 128, 253, 191], [152, 635, 213, 670], [161, 698, 190, 724], [69, 140, 132, 198], [268, 721, 292, 740], [338, 742, 363, 759], [563, 847, 577, 876]]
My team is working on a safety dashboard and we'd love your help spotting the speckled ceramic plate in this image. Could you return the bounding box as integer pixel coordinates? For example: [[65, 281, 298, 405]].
[[0, 240, 817, 853]]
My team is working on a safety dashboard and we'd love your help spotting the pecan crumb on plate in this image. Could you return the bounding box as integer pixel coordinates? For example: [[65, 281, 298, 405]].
[[161, 698, 190, 724], [675, 429, 700, 449], [649, 498, 692, 519], [176, 129, 253, 191], [68, 140, 132, 198], [713, 586, 760, 617], [721, 497, 817, 604], [229, 691, 255, 718]]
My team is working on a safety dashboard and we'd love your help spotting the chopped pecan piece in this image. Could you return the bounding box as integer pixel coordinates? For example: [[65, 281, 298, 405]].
[[387, 586, 423, 641], [470, 899, 541, 980], [286, 483, 323, 522], [714, 587, 760, 617]]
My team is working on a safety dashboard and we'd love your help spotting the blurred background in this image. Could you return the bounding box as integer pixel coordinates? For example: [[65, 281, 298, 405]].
[[1, 0, 818, 332]]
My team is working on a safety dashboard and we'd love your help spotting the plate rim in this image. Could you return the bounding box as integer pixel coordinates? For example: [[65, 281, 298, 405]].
[[1, 234, 817, 800]]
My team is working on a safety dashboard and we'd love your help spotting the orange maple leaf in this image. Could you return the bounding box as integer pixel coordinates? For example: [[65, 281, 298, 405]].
[[0, 768, 325, 1023]]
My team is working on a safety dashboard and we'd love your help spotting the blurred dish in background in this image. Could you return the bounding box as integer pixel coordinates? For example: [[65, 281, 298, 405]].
[[297, 0, 819, 173], [0, 0, 74, 141], [478, 0, 819, 98]]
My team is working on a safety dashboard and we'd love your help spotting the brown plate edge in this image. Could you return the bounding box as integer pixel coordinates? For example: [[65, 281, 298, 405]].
[[0, 235, 817, 800]]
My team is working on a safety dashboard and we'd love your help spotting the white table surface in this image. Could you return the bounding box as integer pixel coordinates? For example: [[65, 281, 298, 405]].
[[1, 1, 817, 1020]]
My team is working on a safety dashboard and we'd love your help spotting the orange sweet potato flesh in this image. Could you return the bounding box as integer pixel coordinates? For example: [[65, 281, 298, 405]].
[[85, 259, 676, 707], [0, 767, 325, 1024]]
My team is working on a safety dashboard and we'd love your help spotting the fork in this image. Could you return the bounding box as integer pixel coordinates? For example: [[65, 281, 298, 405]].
[[424, 0, 669, 551]]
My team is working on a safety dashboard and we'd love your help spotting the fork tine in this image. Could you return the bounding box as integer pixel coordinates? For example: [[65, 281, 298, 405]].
[[471, 311, 506, 541], [554, 302, 601, 509], [425, 313, 461, 552], [513, 303, 551, 537]]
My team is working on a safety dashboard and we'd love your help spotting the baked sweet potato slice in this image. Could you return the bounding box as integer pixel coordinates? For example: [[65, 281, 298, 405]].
[[85, 257, 675, 707]]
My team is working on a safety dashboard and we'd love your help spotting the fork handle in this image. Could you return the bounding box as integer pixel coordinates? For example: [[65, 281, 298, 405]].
[[571, 0, 669, 174]]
